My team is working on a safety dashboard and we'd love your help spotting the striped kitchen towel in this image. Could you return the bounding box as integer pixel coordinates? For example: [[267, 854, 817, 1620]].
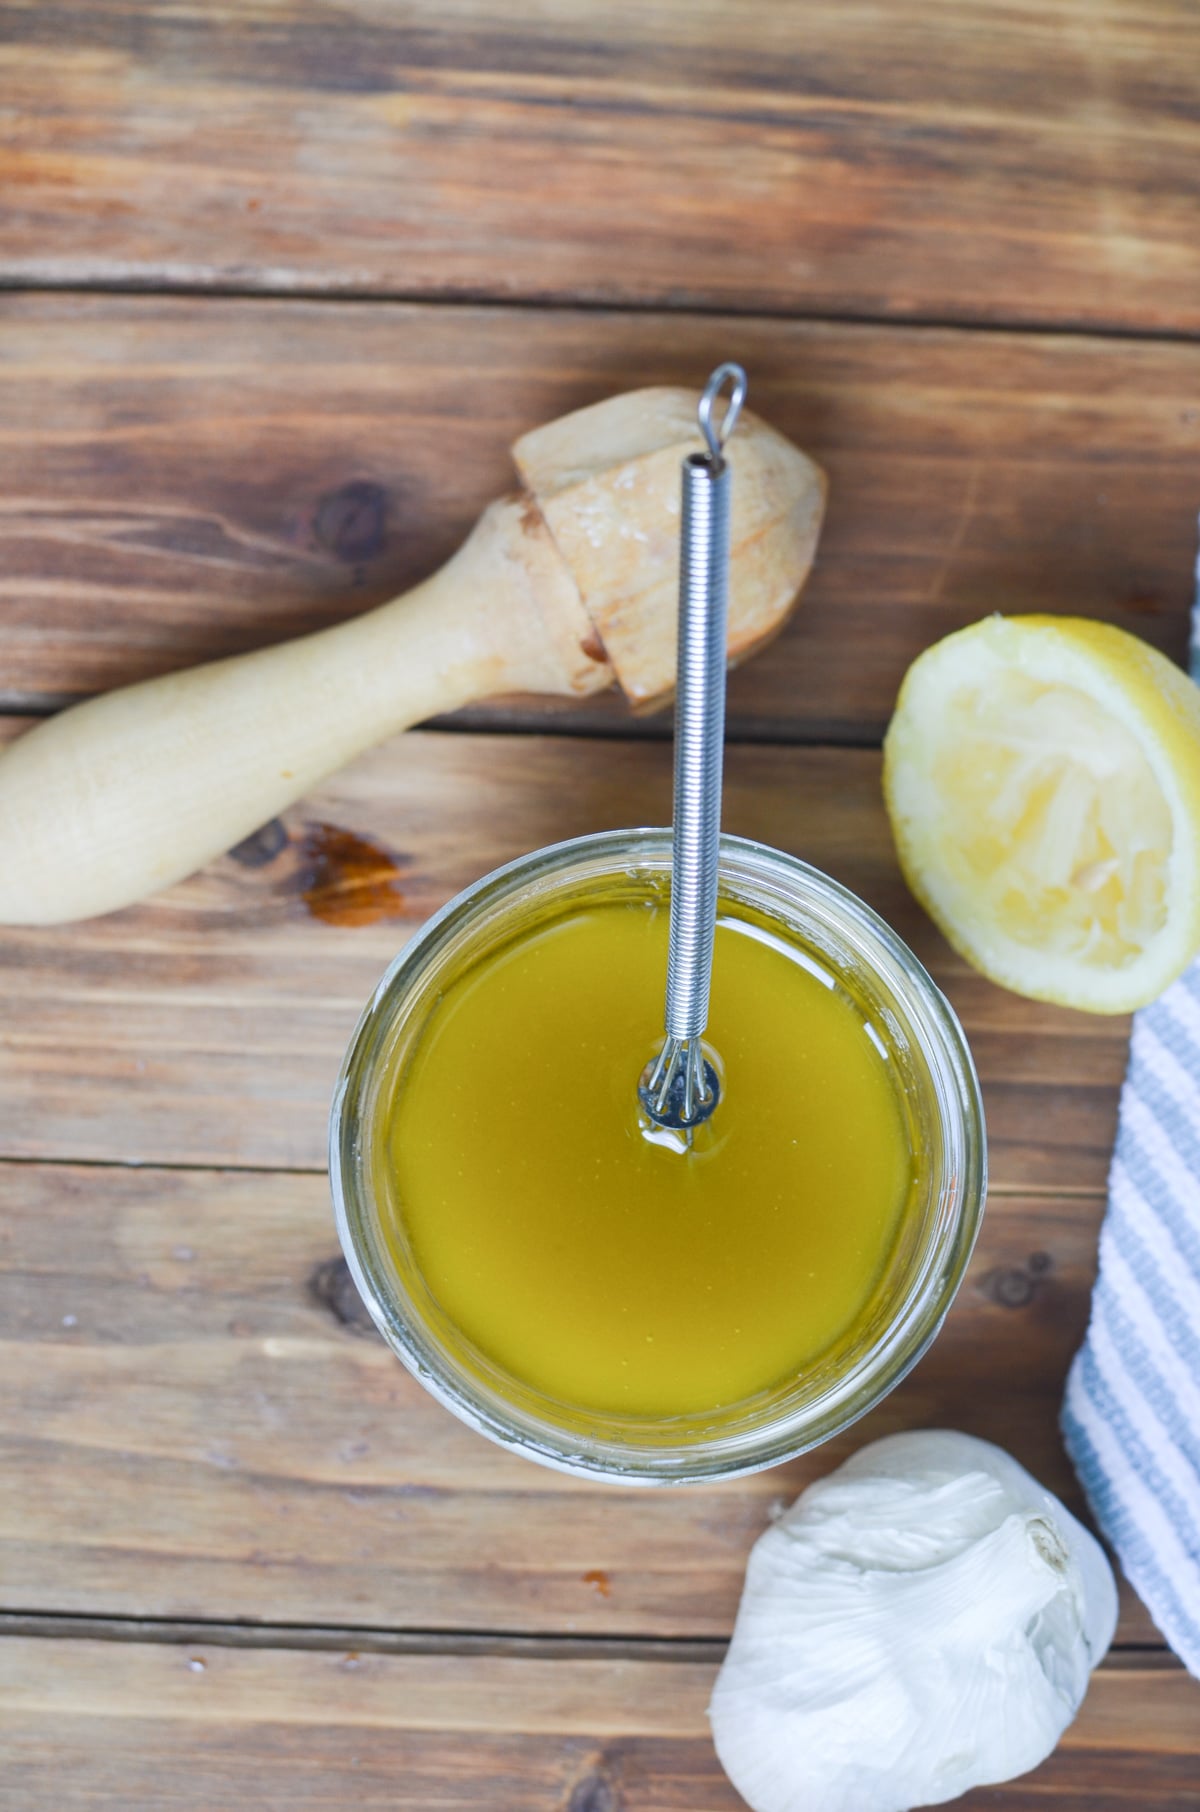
[[1061, 525, 1200, 1676]]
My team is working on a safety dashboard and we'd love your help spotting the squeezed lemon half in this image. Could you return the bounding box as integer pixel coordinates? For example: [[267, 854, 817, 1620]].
[[883, 616, 1200, 1013]]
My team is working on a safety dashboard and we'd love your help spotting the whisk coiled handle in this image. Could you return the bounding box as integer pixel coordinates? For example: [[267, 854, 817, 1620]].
[[640, 362, 745, 1130], [666, 437, 731, 1036]]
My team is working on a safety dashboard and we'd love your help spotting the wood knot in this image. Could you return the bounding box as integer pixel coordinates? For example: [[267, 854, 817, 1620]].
[[300, 822, 409, 926], [981, 1251, 1054, 1309], [228, 818, 289, 868], [309, 1257, 377, 1337], [567, 1768, 623, 1812], [313, 480, 389, 563]]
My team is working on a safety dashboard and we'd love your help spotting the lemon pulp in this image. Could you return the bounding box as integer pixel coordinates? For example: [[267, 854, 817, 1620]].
[[379, 897, 913, 1417], [934, 672, 1171, 965]]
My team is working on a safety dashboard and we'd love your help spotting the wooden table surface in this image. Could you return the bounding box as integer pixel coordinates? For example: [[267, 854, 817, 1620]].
[[3, 4, 1200, 1805]]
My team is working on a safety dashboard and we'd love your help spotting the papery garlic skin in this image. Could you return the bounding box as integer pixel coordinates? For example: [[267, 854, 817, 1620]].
[[710, 1430, 1118, 1812]]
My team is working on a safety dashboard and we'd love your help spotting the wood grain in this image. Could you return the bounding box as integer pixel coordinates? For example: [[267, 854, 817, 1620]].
[[1, 297, 1196, 737], [0, 725, 1129, 1188], [0, 1640, 1194, 1810], [4, 4, 1194, 1790], [2, 2, 1200, 333], [0, 1159, 1156, 1641]]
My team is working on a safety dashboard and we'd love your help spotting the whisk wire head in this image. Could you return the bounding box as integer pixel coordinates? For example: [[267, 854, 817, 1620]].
[[639, 1036, 721, 1131]]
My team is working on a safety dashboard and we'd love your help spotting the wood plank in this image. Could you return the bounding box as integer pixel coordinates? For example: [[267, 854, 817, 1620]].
[[0, 1640, 1194, 1809], [1, 296, 1196, 736], [3, 2, 1200, 333], [0, 1160, 1156, 1641], [0, 727, 1128, 1188]]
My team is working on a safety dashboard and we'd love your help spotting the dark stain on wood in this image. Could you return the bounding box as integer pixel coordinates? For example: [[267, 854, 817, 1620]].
[[299, 822, 408, 926], [308, 1255, 377, 1338], [981, 1250, 1055, 1310], [582, 1570, 612, 1599], [312, 481, 389, 564], [228, 818, 289, 868], [567, 1758, 624, 1812]]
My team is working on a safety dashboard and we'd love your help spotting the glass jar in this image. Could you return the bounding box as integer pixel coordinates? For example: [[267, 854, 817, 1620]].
[[330, 829, 986, 1484]]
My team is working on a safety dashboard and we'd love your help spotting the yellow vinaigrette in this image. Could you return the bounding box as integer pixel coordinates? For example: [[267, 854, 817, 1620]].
[[379, 898, 914, 1418]]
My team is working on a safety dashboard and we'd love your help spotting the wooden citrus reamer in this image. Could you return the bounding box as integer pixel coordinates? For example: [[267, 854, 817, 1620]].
[[0, 386, 825, 925]]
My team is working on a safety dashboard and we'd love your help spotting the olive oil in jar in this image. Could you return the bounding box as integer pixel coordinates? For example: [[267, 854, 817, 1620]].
[[380, 896, 914, 1418]]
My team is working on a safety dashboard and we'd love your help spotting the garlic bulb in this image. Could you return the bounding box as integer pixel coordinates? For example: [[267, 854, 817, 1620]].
[[710, 1429, 1117, 1812]]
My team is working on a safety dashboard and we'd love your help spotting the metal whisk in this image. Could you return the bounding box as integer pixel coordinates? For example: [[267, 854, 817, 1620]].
[[638, 362, 746, 1131]]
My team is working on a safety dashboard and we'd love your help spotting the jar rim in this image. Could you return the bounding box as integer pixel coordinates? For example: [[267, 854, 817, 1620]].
[[330, 829, 987, 1484]]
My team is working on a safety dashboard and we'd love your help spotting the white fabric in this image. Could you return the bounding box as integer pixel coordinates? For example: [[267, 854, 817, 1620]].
[[1061, 531, 1200, 1675]]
